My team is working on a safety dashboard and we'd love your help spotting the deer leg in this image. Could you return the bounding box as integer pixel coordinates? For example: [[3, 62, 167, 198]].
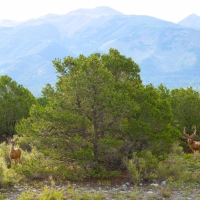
[[193, 150, 196, 160]]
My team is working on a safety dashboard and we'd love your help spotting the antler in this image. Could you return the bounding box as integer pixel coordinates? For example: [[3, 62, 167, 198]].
[[183, 126, 197, 139]]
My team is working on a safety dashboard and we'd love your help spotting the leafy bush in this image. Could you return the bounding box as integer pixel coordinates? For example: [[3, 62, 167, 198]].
[[38, 186, 64, 200], [16, 146, 54, 179], [18, 192, 35, 200], [0, 157, 18, 187], [0, 141, 11, 166], [124, 158, 141, 185], [169, 141, 184, 155], [156, 155, 187, 181], [17, 136, 33, 152], [125, 151, 158, 184], [18, 187, 64, 200]]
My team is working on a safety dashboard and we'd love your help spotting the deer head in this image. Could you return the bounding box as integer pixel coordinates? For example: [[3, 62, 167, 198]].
[[7, 138, 19, 147], [183, 126, 196, 141]]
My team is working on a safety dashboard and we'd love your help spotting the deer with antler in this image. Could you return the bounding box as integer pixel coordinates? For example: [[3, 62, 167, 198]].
[[183, 126, 200, 159], [7, 138, 21, 165]]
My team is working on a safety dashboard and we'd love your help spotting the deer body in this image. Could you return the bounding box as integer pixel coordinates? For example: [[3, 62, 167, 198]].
[[183, 126, 199, 159], [7, 138, 21, 165]]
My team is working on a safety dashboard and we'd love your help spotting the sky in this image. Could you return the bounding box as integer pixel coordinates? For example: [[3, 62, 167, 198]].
[[0, 0, 200, 23]]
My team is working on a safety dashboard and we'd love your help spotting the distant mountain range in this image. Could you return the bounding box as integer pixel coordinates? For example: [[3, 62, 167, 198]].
[[0, 6, 200, 96]]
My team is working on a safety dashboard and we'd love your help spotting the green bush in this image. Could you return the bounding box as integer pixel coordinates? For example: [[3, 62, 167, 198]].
[[0, 157, 18, 187], [169, 141, 184, 155], [0, 141, 11, 166], [17, 136, 33, 152], [125, 151, 158, 184], [16, 146, 54, 179], [156, 155, 186, 181], [38, 186, 64, 200], [124, 158, 141, 185], [18, 192, 35, 200], [18, 187, 64, 200]]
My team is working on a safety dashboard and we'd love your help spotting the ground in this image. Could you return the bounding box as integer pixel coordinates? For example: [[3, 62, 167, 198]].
[[1, 171, 200, 199]]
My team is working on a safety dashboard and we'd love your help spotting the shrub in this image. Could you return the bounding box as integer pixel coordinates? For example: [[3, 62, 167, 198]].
[[17, 136, 32, 152], [156, 155, 186, 181], [169, 141, 184, 155], [18, 192, 35, 200], [124, 158, 141, 185], [15, 146, 54, 179], [38, 186, 64, 200], [125, 151, 158, 184], [0, 141, 11, 167], [0, 157, 18, 187], [18, 187, 64, 200]]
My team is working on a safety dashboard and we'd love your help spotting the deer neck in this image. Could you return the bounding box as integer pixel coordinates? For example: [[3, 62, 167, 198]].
[[10, 146, 16, 151]]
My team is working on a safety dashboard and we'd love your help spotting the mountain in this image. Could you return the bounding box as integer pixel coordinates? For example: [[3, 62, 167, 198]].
[[178, 14, 200, 30], [0, 6, 200, 96]]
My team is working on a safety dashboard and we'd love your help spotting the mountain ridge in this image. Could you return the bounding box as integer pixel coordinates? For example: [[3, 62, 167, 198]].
[[0, 6, 200, 96]]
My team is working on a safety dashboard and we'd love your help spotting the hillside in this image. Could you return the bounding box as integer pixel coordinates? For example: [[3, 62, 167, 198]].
[[0, 6, 200, 96]]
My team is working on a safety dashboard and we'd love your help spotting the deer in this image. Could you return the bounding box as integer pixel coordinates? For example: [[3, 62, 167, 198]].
[[7, 137, 21, 165], [183, 126, 200, 159]]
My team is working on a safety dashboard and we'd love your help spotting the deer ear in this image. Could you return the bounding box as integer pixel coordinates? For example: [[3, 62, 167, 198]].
[[15, 138, 19, 141]]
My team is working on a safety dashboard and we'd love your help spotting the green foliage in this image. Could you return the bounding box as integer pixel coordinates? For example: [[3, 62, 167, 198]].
[[63, 183, 107, 200], [122, 84, 179, 156], [125, 151, 158, 185], [72, 148, 93, 161], [157, 155, 186, 181], [0, 195, 5, 200], [18, 192, 35, 200], [98, 136, 123, 170], [169, 141, 184, 155], [38, 186, 64, 200], [13, 49, 200, 181], [0, 141, 10, 165], [125, 142, 200, 186], [16, 147, 54, 179], [171, 87, 200, 129], [125, 158, 141, 185], [0, 75, 36, 141], [17, 136, 32, 152], [156, 143, 200, 185], [18, 184, 64, 200], [0, 156, 18, 187], [16, 49, 143, 169], [0, 157, 9, 186]]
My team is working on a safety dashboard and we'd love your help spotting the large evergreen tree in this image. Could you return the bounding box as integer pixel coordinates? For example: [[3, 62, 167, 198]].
[[16, 49, 180, 170]]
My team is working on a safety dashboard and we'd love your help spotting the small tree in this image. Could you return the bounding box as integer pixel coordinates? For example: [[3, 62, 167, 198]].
[[122, 84, 180, 156], [0, 75, 36, 141], [171, 87, 200, 129]]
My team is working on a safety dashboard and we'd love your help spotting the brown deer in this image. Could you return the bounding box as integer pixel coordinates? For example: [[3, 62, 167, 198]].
[[7, 138, 21, 165], [183, 126, 200, 159]]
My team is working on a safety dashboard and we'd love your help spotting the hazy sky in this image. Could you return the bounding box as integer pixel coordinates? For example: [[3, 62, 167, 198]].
[[0, 0, 199, 23]]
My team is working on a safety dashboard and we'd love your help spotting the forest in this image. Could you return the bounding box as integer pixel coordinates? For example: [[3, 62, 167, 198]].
[[1, 48, 200, 199]]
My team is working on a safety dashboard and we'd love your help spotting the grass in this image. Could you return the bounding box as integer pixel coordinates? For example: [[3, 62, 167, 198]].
[[2, 142, 200, 199]]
